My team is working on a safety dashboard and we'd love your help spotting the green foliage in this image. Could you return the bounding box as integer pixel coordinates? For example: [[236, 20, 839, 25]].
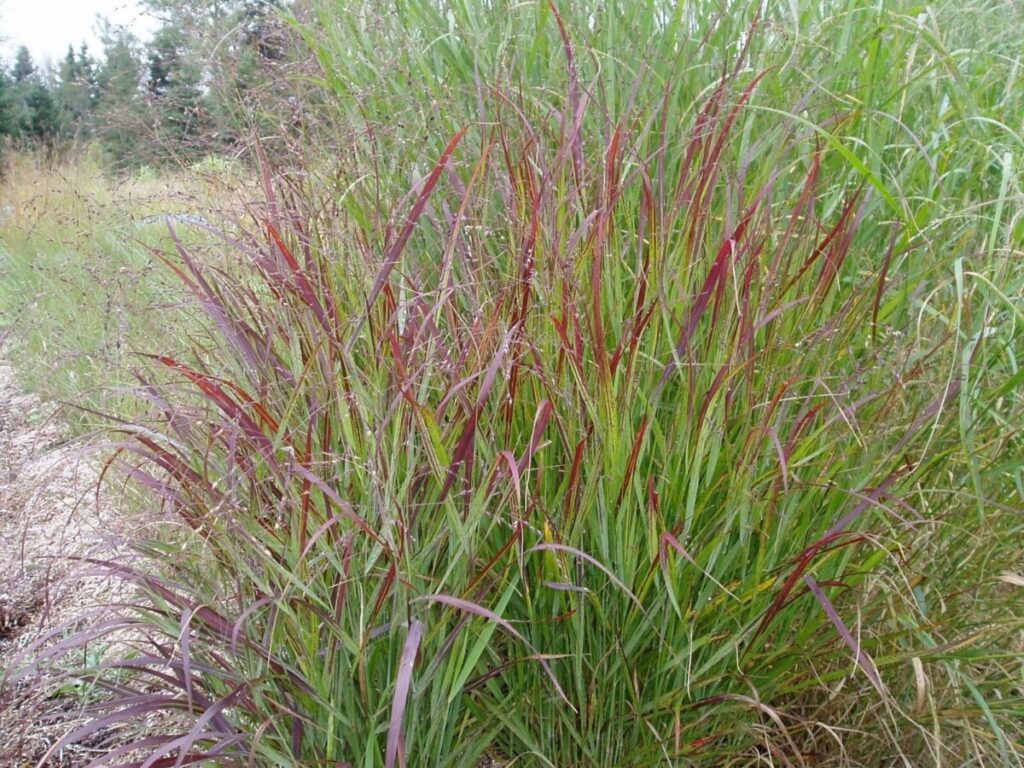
[[146, 27, 208, 157], [0, 46, 61, 142], [139, 0, 296, 154], [208, 0, 292, 138], [92, 29, 147, 168], [11, 46, 36, 83], [55, 45, 99, 140], [0, 69, 18, 138], [0, 1, 300, 164], [2, 0, 1021, 766], [21, 82, 59, 139], [0, 152, 244, 429]]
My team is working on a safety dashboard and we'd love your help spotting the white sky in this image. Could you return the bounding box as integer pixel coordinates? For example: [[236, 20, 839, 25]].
[[0, 0, 158, 67]]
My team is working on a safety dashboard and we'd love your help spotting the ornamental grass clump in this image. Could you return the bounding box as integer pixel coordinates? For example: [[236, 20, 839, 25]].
[[15, 1, 1023, 766]]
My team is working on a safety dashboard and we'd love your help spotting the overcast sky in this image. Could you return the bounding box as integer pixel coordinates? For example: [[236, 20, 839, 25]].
[[0, 0, 157, 66]]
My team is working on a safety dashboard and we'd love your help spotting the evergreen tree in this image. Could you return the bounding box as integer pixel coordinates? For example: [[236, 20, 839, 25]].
[[0, 1, 298, 163], [56, 45, 99, 140], [23, 83, 59, 140], [140, 0, 294, 152], [12, 46, 36, 83], [146, 26, 207, 157], [5, 47, 59, 142], [0, 68, 16, 140], [240, 0, 286, 61], [94, 29, 147, 166], [8, 47, 36, 137], [79, 44, 98, 92]]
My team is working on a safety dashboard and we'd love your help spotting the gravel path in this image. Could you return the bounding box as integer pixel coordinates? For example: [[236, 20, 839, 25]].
[[0, 353, 130, 766]]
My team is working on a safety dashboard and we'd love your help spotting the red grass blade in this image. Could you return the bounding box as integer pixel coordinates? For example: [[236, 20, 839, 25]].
[[549, 1, 584, 184], [350, 126, 469, 350], [661, 206, 757, 384], [266, 221, 331, 331], [517, 399, 553, 475], [615, 419, 648, 508]]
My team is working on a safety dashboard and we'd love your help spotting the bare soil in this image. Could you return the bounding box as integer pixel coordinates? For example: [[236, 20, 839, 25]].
[[0, 355, 130, 766]]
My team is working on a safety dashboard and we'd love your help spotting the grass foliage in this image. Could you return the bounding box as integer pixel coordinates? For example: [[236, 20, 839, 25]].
[[2, 0, 1023, 765], [0, 151, 249, 429]]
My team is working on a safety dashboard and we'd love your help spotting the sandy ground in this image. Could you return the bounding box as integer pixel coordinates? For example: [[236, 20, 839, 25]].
[[0, 354, 131, 766]]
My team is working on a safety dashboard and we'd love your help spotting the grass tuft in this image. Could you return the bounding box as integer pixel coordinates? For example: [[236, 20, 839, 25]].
[[2, 1, 1021, 766]]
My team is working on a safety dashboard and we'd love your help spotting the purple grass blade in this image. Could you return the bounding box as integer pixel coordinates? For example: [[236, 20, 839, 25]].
[[386, 619, 424, 768], [81, 736, 193, 768], [495, 450, 522, 505], [660, 206, 756, 385], [549, 1, 584, 180], [179, 607, 197, 715], [266, 222, 331, 332], [804, 575, 887, 698], [824, 473, 901, 540], [159, 227, 264, 378], [39, 697, 194, 762], [441, 330, 514, 500], [136, 733, 245, 768]]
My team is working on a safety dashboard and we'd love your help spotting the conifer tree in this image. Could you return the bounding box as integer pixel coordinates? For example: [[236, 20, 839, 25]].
[[94, 29, 146, 166]]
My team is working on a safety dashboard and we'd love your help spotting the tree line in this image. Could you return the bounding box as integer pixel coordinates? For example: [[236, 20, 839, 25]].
[[0, 0, 293, 168]]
